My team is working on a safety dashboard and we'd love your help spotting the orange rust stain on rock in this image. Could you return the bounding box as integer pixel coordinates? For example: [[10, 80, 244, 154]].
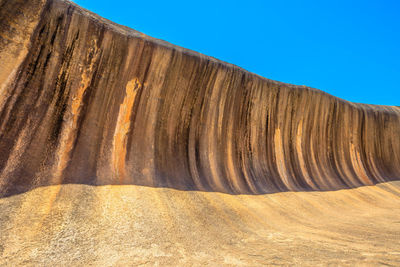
[[112, 78, 141, 183], [53, 44, 99, 183]]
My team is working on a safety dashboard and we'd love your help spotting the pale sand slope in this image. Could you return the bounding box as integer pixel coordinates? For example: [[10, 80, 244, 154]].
[[0, 182, 399, 266]]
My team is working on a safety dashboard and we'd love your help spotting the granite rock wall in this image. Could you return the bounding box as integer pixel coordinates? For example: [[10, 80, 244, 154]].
[[0, 0, 399, 196]]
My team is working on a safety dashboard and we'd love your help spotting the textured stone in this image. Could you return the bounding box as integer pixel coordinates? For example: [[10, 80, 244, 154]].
[[0, 0, 399, 195], [0, 0, 399, 265]]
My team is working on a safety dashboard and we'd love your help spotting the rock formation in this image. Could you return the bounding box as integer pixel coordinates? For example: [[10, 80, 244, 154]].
[[1, 0, 399, 196], [0, 0, 399, 265]]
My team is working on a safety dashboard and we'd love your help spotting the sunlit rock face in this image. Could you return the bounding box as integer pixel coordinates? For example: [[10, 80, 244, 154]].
[[0, 0, 399, 196], [0, 0, 399, 265]]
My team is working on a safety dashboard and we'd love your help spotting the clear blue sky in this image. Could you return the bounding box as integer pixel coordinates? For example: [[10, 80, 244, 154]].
[[71, 0, 399, 106]]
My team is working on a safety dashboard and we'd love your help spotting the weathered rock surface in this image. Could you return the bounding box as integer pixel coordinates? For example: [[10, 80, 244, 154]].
[[0, 0, 399, 265], [1, 182, 400, 266], [0, 0, 399, 196]]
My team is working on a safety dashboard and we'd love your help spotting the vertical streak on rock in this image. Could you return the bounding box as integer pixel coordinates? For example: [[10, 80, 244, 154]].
[[112, 78, 141, 183], [225, 122, 237, 191], [224, 73, 246, 193], [363, 111, 385, 183], [350, 143, 373, 186], [205, 69, 226, 192], [52, 41, 99, 184], [126, 46, 172, 187], [274, 128, 295, 191], [238, 77, 259, 194], [296, 121, 317, 190], [308, 96, 329, 190], [339, 104, 360, 188]]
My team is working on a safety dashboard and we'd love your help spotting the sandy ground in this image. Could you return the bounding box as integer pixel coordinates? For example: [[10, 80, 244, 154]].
[[0, 181, 399, 266]]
